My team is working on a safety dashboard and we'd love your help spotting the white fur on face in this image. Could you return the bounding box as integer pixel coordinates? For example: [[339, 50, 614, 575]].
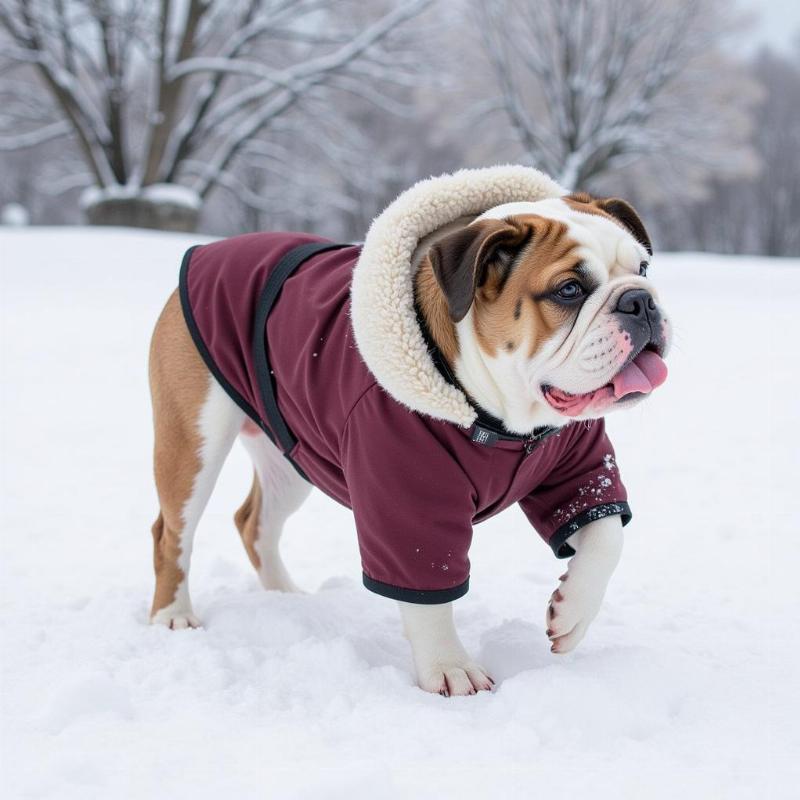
[[467, 199, 672, 429]]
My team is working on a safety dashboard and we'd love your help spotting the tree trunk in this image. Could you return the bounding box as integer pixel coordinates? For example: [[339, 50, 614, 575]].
[[84, 196, 199, 232]]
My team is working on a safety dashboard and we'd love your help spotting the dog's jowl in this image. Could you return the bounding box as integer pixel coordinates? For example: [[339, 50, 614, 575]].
[[148, 166, 670, 695]]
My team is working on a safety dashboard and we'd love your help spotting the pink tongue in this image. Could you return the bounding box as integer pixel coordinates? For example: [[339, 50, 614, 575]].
[[611, 350, 668, 399], [544, 349, 669, 416]]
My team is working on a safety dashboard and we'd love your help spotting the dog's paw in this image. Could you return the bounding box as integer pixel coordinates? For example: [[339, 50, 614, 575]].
[[150, 607, 202, 630], [417, 662, 495, 697], [545, 572, 603, 654]]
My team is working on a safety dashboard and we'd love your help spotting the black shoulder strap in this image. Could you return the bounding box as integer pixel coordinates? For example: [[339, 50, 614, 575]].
[[252, 241, 351, 454]]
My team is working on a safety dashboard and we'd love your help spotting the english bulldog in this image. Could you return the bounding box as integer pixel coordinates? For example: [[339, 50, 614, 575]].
[[147, 166, 670, 696]]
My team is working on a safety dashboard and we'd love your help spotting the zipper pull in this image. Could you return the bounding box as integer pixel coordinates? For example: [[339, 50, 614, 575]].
[[524, 426, 558, 454]]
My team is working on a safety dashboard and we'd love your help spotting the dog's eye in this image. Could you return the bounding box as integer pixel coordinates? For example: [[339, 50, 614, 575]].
[[553, 280, 586, 302], [639, 261, 649, 277]]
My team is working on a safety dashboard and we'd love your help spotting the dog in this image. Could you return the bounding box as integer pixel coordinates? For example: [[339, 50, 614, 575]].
[[147, 167, 670, 696]]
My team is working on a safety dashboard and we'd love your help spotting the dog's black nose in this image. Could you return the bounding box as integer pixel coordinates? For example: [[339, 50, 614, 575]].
[[616, 288, 657, 322]]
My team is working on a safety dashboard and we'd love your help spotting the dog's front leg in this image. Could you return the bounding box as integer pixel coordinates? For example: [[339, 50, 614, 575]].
[[546, 515, 623, 654], [399, 601, 494, 696]]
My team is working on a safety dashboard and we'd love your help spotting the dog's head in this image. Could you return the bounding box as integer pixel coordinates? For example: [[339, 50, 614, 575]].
[[421, 193, 671, 426]]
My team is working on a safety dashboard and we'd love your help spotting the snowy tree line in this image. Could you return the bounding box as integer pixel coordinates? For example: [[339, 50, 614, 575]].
[[0, 0, 797, 255]]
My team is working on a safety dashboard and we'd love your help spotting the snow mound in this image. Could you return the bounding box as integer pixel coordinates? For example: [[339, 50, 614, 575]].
[[1, 202, 30, 226], [80, 183, 201, 211], [1, 229, 798, 799]]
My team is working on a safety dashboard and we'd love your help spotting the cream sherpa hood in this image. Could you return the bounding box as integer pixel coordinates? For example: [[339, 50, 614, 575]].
[[350, 165, 566, 428]]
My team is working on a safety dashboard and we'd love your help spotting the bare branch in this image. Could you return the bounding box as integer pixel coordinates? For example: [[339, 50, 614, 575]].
[[0, 120, 71, 150], [191, 0, 433, 197], [477, 0, 746, 189], [0, 0, 434, 225], [2, 0, 116, 184]]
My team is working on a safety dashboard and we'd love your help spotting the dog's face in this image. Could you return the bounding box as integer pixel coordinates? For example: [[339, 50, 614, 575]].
[[427, 193, 671, 425]]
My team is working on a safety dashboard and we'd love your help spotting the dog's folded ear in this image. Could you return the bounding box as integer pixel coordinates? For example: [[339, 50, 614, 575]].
[[428, 218, 531, 322], [595, 198, 653, 256]]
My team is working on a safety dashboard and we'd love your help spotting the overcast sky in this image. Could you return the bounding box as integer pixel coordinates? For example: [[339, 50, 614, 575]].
[[738, 0, 800, 53]]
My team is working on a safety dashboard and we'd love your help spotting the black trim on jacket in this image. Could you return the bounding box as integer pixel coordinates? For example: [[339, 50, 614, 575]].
[[179, 246, 266, 432], [179, 242, 350, 483], [250, 241, 351, 455], [548, 501, 632, 558], [362, 573, 470, 604]]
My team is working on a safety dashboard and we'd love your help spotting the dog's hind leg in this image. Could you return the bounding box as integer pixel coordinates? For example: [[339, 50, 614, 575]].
[[149, 291, 244, 628], [235, 429, 310, 593]]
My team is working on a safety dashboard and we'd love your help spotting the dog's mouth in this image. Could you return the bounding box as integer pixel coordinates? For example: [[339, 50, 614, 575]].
[[542, 344, 668, 417]]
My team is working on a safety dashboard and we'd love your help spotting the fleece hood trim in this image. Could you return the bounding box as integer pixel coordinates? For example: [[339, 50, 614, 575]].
[[350, 165, 566, 428]]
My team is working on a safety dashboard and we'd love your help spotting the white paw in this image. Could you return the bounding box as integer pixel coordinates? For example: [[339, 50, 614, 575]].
[[417, 661, 495, 696], [150, 607, 202, 630], [545, 572, 603, 654]]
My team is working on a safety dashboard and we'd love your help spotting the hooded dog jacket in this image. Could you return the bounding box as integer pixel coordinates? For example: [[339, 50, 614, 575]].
[[179, 167, 631, 603]]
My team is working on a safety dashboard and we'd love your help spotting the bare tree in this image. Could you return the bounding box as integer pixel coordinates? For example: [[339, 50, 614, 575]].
[[199, 2, 440, 240], [0, 0, 431, 229], [475, 0, 756, 191]]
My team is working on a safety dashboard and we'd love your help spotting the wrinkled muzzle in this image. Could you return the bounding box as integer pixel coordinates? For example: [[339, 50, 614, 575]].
[[543, 286, 670, 417]]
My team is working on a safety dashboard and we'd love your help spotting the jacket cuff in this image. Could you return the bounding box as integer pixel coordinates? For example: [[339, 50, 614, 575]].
[[362, 573, 469, 604], [548, 501, 632, 559]]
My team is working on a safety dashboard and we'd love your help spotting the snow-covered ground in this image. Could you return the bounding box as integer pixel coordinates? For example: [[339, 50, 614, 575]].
[[1, 228, 798, 799]]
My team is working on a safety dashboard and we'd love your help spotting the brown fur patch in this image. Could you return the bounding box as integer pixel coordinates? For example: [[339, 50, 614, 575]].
[[414, 259, 460, 364], [148, 290, 210, 617], [234, 473, 263, 570], [415, 215, 583, 364], [563, 193, 652, 255], [563, 193, 621, 223], [471, 215, 581, 358]]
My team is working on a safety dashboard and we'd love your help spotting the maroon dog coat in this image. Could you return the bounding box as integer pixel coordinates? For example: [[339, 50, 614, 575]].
[[180, 232, 631, 603]]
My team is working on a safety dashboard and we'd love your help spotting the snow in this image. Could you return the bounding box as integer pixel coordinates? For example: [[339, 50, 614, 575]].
[[1, 203, 30, 226], [1, 229, 798, 799], [141, 184, 202, 210], [80, 183, 202, 211]]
